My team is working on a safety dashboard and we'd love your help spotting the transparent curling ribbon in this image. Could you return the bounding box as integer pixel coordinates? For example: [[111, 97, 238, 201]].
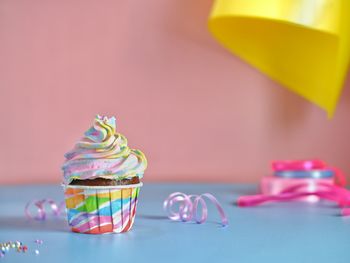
[[208, 0, 350, 117], [25, 199, 65, 220], [163, 192, 229, 226]]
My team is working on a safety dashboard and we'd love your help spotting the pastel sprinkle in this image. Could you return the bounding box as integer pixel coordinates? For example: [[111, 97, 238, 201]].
[[0, 241, 29, 258], [34, 239, 43, 245]]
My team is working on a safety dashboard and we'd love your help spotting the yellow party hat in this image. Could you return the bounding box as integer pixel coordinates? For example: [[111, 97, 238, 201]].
[[208, 0, 350, 117]]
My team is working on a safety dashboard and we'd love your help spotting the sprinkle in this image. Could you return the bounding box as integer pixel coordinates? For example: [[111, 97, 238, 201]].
[[0, 241, 30, 259], [35, 250, 40, 255], [34, 239, 43, 245]]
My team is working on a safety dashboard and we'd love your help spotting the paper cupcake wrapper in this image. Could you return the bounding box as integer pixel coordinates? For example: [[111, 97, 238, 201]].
[[63, 183, 142, 234]]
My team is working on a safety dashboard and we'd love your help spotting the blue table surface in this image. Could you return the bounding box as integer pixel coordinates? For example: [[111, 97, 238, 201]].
[[0, 183, 349, 263]]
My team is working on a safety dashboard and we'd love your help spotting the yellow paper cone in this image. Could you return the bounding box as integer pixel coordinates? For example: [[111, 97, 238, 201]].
[[208, 0, 350, 117]]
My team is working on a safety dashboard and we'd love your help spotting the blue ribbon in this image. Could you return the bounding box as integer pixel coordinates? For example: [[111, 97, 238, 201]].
[[274, 170, 334, 179]]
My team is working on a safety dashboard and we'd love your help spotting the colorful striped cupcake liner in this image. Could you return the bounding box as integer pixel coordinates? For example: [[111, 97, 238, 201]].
[[63, 184, 141, 234]]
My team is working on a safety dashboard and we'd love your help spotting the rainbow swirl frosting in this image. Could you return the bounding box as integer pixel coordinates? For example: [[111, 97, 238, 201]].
[[62, 115, 147, 184]]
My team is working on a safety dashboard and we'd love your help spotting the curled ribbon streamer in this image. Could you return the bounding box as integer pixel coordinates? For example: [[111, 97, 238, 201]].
[[238, 182, 350, 213], [25, 199, 65, 220], [341, 208, 350, 216], [163, 192, 228, 226]]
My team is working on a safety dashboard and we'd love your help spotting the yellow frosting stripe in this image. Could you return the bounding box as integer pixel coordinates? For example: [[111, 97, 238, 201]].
[[99, 119, 114, 139], [208, 0, 350, 117]]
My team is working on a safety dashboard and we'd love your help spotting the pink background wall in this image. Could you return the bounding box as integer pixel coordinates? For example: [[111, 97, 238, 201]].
[[1, 0, 350, 184]]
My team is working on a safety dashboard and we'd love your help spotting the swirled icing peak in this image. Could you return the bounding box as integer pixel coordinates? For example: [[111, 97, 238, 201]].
[[62, 115, 147, 184]]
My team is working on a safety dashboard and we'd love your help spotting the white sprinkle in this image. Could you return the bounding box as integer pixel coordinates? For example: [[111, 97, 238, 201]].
[[35, 250, 40, 255]]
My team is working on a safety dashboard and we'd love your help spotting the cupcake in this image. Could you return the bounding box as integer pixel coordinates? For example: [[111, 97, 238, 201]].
[[62, 115, 147, 234]]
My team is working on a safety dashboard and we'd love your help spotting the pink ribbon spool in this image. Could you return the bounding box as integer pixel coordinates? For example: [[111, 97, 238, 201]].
[[271, 160, 346, 187], [238, 160, 350, 215]]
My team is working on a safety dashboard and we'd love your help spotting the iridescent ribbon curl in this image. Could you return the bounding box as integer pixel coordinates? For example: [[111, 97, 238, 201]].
[[25, 199, 65, 221], [163, 192, 228, 226]]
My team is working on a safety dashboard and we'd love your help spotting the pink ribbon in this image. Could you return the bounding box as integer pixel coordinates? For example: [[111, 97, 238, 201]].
[[163, 192, 228, 226], [272, 159, 326, 171], [238, 182, 350, 212], [341, 208, 350, 216], [25, 199, 65, 220]]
